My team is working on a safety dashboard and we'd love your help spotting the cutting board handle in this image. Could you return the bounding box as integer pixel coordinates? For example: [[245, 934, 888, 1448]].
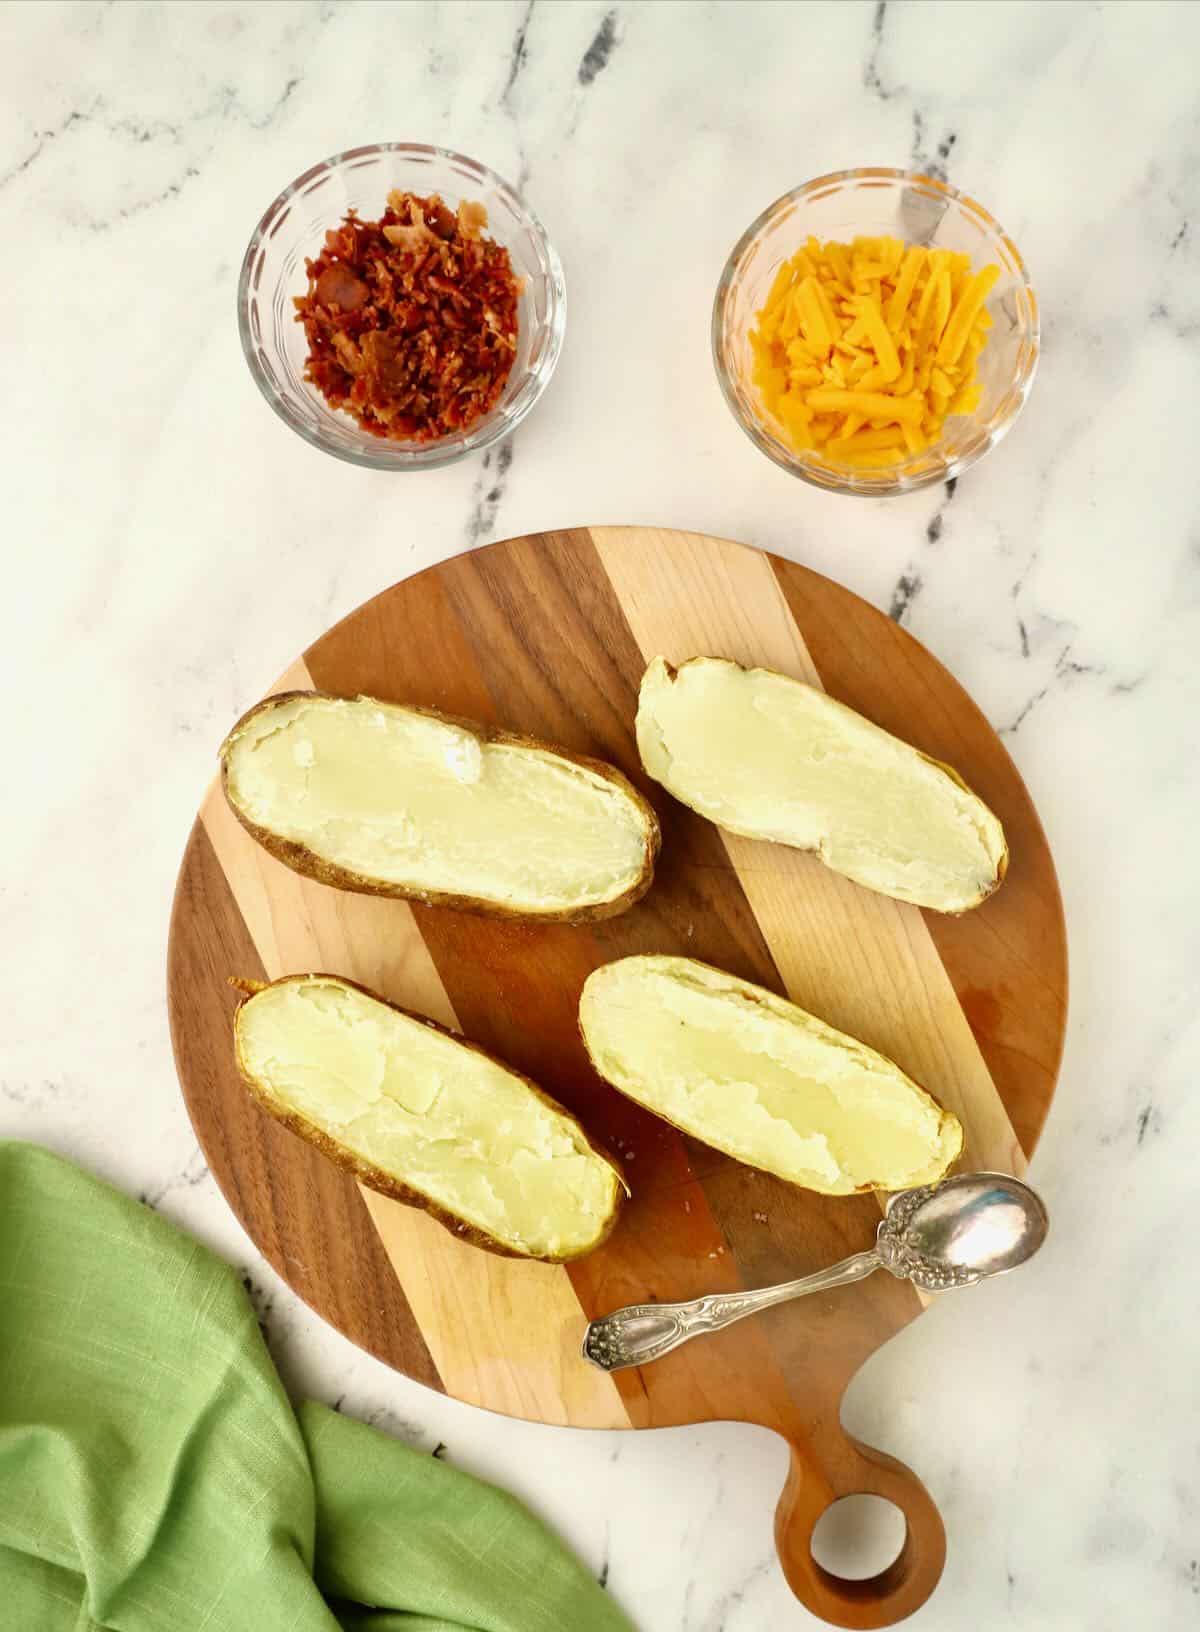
[[774, 1425, 946, 1628]]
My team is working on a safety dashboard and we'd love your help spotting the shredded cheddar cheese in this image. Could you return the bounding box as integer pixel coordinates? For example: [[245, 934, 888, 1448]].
[[750, 234, 999, 468]]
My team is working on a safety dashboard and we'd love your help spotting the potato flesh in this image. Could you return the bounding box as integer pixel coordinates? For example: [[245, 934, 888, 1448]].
[[236, 978, 619, 1257], [224, 696, 650, 913], [579, 957, 962, 1195], [637, 657, 1005, 912]]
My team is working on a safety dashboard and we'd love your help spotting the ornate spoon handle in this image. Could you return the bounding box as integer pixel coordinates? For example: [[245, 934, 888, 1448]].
[[582, 1250, 881, 1372]]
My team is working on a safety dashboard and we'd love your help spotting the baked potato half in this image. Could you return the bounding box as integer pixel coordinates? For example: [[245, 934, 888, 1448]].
[[233, 974, 626, 1261], [220, 692, 659, 922], [579, 955, 963, 1196], [636, 655, 1007, 913]]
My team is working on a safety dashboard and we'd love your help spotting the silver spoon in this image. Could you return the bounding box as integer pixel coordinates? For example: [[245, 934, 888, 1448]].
[[582, 1171, 1048, 1372]]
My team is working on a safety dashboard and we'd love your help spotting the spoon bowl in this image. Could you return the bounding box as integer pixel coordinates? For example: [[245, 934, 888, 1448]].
[[891, 1171, 1049, 1281]]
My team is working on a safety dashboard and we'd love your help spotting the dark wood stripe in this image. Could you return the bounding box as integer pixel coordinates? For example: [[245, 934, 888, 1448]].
[[304, 559, 498, 721], [769, 555, 1067, 1158], [168, 819, 444, 1391]]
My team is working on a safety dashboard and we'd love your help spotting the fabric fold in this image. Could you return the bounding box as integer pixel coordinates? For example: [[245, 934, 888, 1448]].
[[0, 1142, 632, 1632]]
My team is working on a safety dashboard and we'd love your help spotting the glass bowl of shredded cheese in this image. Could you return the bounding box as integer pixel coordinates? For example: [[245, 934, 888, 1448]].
[[712, 169, 1038, 495]]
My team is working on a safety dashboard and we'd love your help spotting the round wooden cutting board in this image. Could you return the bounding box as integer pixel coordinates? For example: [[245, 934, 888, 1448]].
[[168, 526, 1066, 1629]]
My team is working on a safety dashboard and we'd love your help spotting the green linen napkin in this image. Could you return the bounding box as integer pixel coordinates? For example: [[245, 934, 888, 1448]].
[[0, 1142, 633, 1632]]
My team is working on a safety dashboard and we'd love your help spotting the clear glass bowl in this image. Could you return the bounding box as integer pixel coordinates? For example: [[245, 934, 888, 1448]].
[[712, 168, 1038, 496], [238, 144, 566, 470]]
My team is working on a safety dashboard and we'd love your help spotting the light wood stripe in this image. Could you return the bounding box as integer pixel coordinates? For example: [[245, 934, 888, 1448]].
[[199, 659, 630, 1428], [589, 526, 1025, 1180]]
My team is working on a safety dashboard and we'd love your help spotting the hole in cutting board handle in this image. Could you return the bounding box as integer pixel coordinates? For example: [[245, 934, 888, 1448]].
[[811, 1494, 907, 1580], [774, 1430, 946, 1628]]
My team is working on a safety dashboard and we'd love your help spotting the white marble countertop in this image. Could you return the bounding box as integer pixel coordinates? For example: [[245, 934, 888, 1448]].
[[5, 2, 1198, 1626]]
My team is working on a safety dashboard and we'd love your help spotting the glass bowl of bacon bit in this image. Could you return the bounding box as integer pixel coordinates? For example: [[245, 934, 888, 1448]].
[[238, 144, 566, 469], [712, 168, 1038, 495]]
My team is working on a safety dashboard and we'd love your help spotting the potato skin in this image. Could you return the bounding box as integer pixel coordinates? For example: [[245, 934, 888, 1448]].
[[231, 972, 626, 1262], [220, 692, 661, 923], [578, 955, 964, 1197], [644, 658, 1007, 914]]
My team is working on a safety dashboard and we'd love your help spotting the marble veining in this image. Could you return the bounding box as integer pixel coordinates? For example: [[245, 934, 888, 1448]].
[[3, 2, 1199, 1628], [465, 440, 515, 549], [579, 11, 621, 87]]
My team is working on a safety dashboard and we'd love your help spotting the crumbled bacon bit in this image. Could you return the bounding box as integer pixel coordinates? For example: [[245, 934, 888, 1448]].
[[457, 199, 488, 240], [381, 219, 435, 253], [295, 190, 520, 442], [314, 263, 368, 313]]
